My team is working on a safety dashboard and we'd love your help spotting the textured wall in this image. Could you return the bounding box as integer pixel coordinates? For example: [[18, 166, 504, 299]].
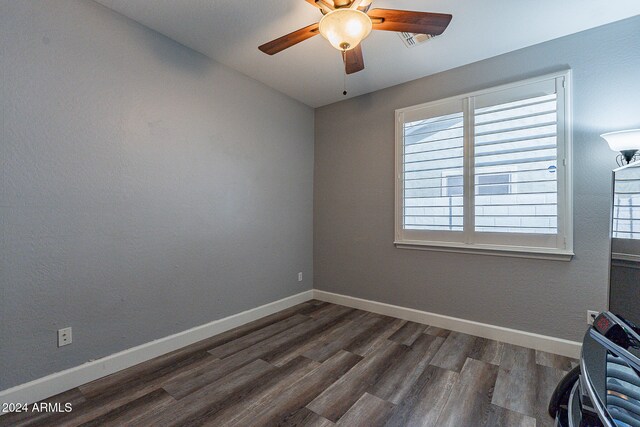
[[0, 0, 313, 389], [314, 16, 640, 342]]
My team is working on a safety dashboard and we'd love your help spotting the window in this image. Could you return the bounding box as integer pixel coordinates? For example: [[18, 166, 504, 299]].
[[395, 71, 573, 260], [476, 173, 511, 196]]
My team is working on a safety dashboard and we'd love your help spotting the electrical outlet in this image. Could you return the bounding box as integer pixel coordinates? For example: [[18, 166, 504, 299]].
[[587, 310, 599, 326], [298, 272, 303, 282], [58, 327, 72, 347]]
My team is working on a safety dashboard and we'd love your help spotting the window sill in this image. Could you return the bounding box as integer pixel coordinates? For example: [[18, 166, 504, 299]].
[[394, 240, 574, 261], [611, 252, 640, 263]]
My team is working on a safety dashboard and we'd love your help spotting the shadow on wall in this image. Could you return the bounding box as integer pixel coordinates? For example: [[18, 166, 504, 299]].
[[97, 0, 310, 77], [139, 27, 213, 76]]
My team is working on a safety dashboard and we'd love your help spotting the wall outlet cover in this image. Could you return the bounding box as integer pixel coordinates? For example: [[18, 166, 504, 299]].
[[58, 327, 72, 347], [587, 310, 599, 325]]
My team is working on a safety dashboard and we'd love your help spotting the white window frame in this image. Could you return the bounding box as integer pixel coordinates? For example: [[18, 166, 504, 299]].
[[394, 70, 574, 261]]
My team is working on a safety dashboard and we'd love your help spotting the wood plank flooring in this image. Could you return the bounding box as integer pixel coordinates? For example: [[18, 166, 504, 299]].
[[0, 301, 578, 427]]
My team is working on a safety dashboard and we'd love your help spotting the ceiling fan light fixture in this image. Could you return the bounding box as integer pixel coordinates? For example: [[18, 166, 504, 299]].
[[319, 9, 372, 51]]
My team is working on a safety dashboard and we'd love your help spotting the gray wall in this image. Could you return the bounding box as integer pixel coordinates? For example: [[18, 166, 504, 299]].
[[314, 16, 640, 342], [0, 0, 314, 389]]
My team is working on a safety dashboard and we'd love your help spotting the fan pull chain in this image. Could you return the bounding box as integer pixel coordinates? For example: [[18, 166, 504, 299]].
[[343, 71, 347, 96], [341, 49, 348, 96]]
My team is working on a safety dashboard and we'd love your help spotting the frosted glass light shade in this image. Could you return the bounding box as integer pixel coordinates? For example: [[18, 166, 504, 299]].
[[601, 129, 640, 152], [319, 9, 372, 51]]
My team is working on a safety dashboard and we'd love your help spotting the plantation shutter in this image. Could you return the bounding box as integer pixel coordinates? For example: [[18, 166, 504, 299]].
[[471, 77, 567, 249], [395, 72, 572, 257], [399, 99, 466, 243], [613, 165, 640, 240]]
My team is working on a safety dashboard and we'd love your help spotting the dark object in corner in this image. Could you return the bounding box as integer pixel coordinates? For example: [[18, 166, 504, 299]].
[[549, 311, 640, 427]]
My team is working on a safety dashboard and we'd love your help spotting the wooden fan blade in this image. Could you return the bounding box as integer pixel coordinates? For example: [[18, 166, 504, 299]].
[[259, 23, 320, 55], [368, 9, 452, 35], [343, 44, 364, 74]]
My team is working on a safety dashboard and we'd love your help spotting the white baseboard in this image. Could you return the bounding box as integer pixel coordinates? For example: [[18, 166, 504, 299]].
[[313, 290, 582, 359], [1, 287, 582, 407], [0, 290, 314, 407]]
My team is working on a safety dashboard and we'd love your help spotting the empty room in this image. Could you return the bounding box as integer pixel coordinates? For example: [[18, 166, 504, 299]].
[[1, 1, 640, 426]]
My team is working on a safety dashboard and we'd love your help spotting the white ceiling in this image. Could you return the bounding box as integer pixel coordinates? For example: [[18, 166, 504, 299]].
[[96, 0, 640, 107]]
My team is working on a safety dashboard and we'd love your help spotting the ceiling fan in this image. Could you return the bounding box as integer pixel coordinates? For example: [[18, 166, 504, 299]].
[[258, 0, 452, 75]]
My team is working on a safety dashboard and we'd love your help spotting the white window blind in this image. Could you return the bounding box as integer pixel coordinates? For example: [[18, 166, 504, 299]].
[[403, 110, 464, 232], [395, 72, 573, 259], [474, 93, 558, 235], [613, 165, 640, 240]]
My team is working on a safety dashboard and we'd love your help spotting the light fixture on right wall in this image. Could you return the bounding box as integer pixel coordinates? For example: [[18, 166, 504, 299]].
[[601, 129, 640, 166]]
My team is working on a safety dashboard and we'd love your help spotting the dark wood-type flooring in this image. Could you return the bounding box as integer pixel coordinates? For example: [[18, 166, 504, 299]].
[[1, 300, 578, 426]]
